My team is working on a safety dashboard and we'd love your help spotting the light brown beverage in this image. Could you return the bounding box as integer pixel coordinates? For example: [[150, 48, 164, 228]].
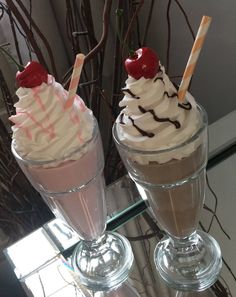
[[129, 146, 206, 238]]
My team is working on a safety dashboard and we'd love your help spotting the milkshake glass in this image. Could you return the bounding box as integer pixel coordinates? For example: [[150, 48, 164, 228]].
[[113, 104, 222, 291], [12, 117, 133, 291]]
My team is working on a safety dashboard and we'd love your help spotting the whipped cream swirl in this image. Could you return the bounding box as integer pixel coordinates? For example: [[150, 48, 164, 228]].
[[116, 65, 201, 163], [10, 75, 93, 163]]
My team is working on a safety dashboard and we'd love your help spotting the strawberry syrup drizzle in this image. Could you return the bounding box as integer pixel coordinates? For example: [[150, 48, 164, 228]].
[[65, 94, 86, 144], [13, 120, 33, 140], [75, 96, 86, 112], [15, 80, 87, 143], [51, 88, 84, 143], [12, 70, 90, 143], [32, 88, 55, 139], [17, 111, 55, 139]]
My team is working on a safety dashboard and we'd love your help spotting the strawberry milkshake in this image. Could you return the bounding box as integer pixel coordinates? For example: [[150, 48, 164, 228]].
[[10, 61, 133, 290], [10, 62, 105, 241]]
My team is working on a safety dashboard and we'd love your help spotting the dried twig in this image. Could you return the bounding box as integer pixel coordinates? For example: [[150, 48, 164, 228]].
[[66, 0, 78, 55], [203, 204, 230, 240], [63, 0, 112, 89], [7, 8, 23, 64], [122, 0, 144, 57], [206, 174, 218, 231], [65, 0, 90, 104], [83, 0, 112, 64], [13, 0, 58, 79], [5, 0, 47, 68], [166, 0, 172, 72], [142, 0, 155, 46], [173, 0, 195, 40], [81, 0, 100, 116], [0, 69, 15, 117]]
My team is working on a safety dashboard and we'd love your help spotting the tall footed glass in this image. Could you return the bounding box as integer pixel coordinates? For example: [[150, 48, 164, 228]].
[[12, 118, 133, 291], [113, 105, 222, 291]]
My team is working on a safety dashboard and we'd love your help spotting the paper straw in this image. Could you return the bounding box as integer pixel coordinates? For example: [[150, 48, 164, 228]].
[[65, 53, 85, 109], [178, 16, 212, 102]]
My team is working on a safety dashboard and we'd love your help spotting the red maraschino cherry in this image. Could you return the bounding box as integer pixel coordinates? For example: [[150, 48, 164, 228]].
[[16, 61, 48, 88], [124, 47, 159, 80]]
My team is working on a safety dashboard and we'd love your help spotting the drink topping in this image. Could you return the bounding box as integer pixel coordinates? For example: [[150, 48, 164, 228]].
[[16, 61, 48, 88], [10, 62, 93, 163], [124, 47, 159, 80], [116, 50, 200, 161]]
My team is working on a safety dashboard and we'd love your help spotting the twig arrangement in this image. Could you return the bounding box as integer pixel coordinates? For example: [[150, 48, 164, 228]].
[[0, 67, 15, 116]]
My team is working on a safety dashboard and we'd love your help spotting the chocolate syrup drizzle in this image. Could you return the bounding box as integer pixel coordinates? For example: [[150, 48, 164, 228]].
[[164, 91, 192, 110], [154, 68, 163, 83], [155, 77, 192, 109], [178, 102, 192, 110], [128, 116, 154, 138], [164, 91, 178, 98], [122, 88, 140, 99], [120, 70, 192, 138], [154, 77, 164, 83], [119, 113, 125, 124], [172, 82, 192, 110], [138, 105, 181, 129]]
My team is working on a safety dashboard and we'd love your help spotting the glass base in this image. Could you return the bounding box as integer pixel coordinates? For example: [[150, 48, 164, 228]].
[[71, 231, 134, 291], [154, 230, 222, 292]]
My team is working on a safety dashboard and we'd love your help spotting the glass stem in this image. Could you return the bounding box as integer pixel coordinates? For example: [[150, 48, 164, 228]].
[[170, 231, 200, 249], [83, 233, 106, 250]]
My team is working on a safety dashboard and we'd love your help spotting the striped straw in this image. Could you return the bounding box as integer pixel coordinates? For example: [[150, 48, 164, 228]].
[[65, 53, 85, 109], [178, 16, 212, 102]]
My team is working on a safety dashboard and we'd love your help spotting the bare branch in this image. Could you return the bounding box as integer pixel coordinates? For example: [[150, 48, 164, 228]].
[[14, 0, 58, 80], [122, 0, 145, 56], [5, 0, 47, 69]]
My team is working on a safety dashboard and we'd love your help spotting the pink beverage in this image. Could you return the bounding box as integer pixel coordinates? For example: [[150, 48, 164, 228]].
[[9, 61, 106, 241], [10, 61, 134, 290], [12, 120, 106, 241]]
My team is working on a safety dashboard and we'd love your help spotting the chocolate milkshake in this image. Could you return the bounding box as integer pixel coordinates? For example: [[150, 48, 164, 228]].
[[124, 144, 206, 238], [112, 48, 208, 238], [114, 46, 221, 291]]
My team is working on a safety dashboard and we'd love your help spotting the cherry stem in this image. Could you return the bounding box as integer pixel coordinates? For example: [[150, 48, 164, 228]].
[[0, 43, 24, 71], [115, 9, 135, 58], [128, 49, 135, 57]]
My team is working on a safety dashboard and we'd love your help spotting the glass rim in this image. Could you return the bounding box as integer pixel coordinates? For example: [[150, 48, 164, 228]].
[[112, 104, 208, 155], [11, 117, 98, 166]]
